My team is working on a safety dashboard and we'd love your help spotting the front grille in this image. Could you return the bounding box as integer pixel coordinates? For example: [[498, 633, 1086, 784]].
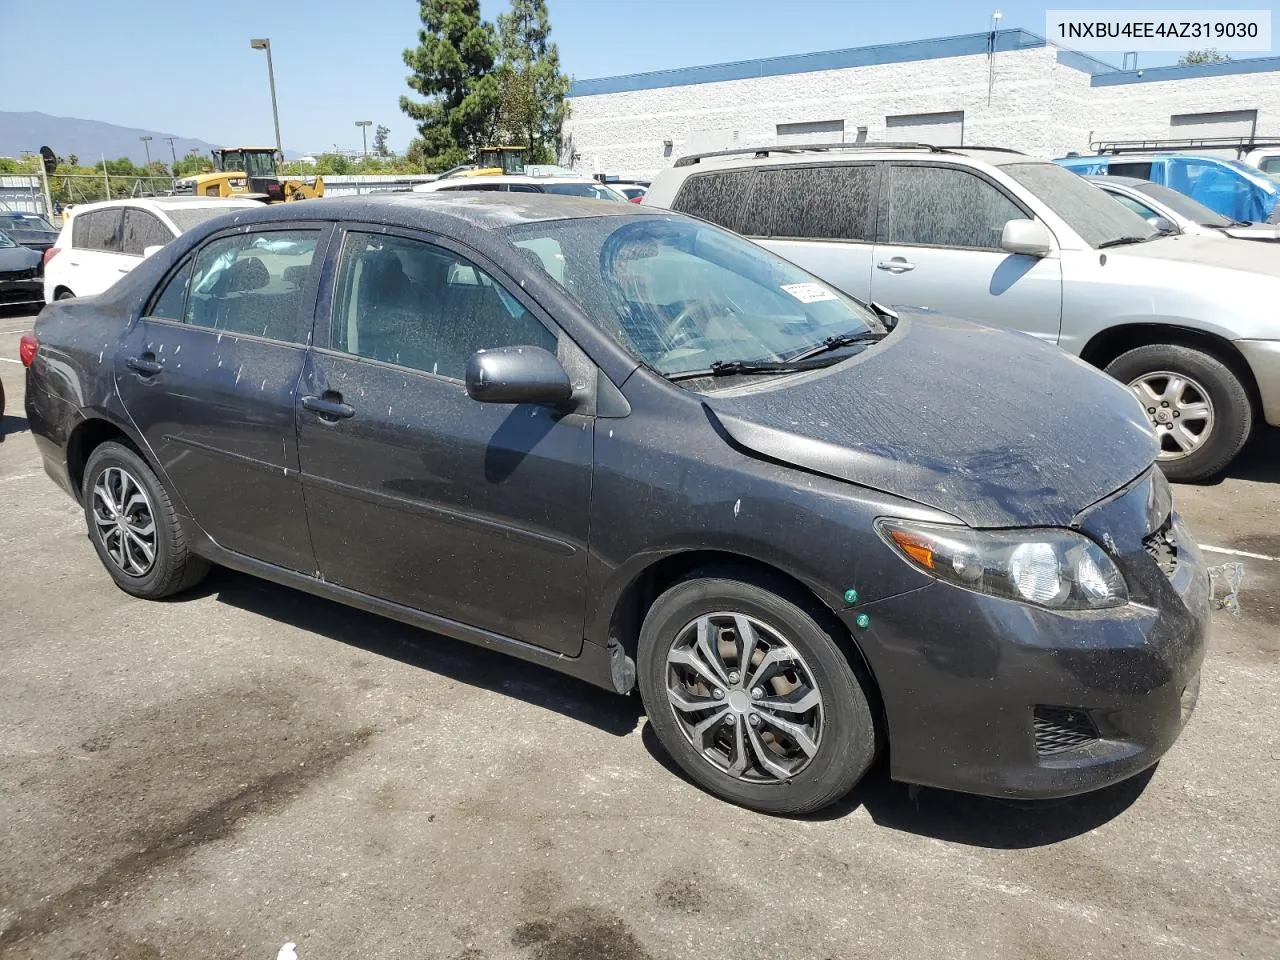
[[1143, 520, 1179, 577], [1033, 706, 1098, 756], [0, 266, 39, 282]]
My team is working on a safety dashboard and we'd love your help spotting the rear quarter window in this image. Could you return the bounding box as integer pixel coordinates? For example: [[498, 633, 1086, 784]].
[[669, 170, 756, 233]]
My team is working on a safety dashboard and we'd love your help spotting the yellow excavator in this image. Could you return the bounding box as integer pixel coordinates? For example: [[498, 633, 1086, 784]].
[[174, 147, 323, 203], [441, 145, 528, 179]]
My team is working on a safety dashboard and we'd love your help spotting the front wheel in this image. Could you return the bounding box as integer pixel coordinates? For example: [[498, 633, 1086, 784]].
[[1105, 343, 1253, 482], [637, 572, 878, 815]]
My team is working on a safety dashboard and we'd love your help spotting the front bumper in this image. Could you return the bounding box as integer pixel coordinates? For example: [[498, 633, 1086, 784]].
[[845, 481, 1210, 800], [0, 277, 43, 307], [1235, 339, 1280, 427]]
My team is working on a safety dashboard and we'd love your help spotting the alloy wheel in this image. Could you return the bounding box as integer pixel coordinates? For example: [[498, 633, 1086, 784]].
[[91, 466, 157, 577], [665, 612, 824, 783], [1129, 371, 1215, 461]]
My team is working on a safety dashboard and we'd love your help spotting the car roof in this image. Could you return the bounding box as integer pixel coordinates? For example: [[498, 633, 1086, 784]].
[[201, 192, 658, 231], [436, 174, 608, 185], [671, 143, 1033, 171], [66, 197, 263, 215]]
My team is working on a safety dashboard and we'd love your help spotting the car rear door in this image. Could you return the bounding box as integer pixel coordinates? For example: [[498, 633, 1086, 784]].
[[868, 162, 1063, 342], [67, 209, 131, 296], [115, 224, 331, 572], [295, 225, 593, 654]]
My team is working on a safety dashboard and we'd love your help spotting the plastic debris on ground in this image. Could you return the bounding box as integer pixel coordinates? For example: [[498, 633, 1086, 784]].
[[276, 943, 298, 960], [1208, 562, 1245, 616]]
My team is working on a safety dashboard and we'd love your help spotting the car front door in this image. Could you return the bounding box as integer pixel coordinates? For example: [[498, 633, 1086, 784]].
[[295, 227, 593, 654], [869, 162, 1063, 342], [115, 225, 330, 571]]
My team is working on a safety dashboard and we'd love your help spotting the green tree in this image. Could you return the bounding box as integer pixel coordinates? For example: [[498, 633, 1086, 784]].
[[373, 123, 391, 157], [495, 0, 570, 164], [173, 150, 214, 177], [400, 0, 501, 171], [67, 153, 79, 167], [1179, 48, 1231, 65]]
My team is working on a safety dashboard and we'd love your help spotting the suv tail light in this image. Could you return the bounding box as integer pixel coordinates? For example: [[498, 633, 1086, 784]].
[[19, 332, 37, 367], [43, 247, 60, 267], [629, 195, 643, 203]]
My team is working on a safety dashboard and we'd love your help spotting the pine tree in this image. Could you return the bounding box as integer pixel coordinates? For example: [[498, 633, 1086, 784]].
[[373, 124, 391, 157], [400, 0, 501, 170], [496, 0, 570, 164]]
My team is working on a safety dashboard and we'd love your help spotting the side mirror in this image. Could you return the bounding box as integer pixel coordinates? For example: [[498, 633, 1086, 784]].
[[465, 345, 572, 407], [1000, 219, 1052, 258], [1147, 216, 1177, 235], [142, 244, 164, 259]]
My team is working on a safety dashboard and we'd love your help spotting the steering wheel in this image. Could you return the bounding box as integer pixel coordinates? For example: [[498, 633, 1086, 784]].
[[660, 304, 700, 348]]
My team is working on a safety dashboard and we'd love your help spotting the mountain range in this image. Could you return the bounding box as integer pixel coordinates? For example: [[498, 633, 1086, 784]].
[[0, 111, 298, 167]]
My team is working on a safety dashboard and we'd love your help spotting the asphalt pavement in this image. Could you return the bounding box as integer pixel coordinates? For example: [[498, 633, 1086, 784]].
[[1, 309, 1277, 959]]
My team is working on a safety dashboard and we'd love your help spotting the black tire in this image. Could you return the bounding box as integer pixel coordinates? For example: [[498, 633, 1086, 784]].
[[55, 290, 75, 301], [82, 441, 209, 599], [637, 570, 878, 815], [1105, 343, 1253, 483]]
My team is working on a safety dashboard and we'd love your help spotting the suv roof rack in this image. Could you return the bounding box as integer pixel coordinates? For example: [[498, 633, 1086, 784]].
[[673, 142, 1024, 167], [1091, 136, 1280, 157]]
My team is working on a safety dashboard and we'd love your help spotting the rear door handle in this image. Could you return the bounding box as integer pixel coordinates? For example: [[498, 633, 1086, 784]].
[[876, 258, 916, 273], [302, 394, 355, 421], [126, 355, 162, 377], [117, 266, 131, 274]]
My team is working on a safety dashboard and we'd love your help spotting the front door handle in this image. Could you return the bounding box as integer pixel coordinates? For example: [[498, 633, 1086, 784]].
[[876, 258, 916, 273], [125, 354, 162, 377], [302, 393, 355, 421]]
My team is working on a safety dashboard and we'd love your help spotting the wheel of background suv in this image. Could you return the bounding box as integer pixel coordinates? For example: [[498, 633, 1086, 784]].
[[1106, 343, 1253, 483], [55, 290, 75, 301], [82, 441, 209, 599], [637, 571, 878, 815]]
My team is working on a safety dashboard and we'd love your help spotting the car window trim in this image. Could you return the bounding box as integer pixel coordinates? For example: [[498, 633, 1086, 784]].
[[877, 160, 1039, 252], [138, 222, 333, 347], [314, 222, 566, 370]]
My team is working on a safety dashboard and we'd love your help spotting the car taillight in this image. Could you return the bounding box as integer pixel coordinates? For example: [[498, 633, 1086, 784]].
[[629, 195, 643, 203], [19, 332, 37, 367], [43, 247, 60, 266]]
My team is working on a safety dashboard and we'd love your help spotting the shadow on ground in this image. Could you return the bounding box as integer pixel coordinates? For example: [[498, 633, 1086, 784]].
[[199, 567, 642, 737], [1, 413, 30, 440], [1192, 426, 1280, 486], [640, 723, 1153, 847]]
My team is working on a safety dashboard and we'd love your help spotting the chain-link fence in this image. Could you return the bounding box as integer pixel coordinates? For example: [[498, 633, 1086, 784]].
[[0, 174, 181, 223]]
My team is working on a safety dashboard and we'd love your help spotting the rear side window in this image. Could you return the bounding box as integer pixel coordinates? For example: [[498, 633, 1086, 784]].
[[121, 209, 174, 256], [740, 165, 876, 240], [72, 210, 124, 252], [183, 229, 321, 341], [1109, 161, 1154, 180], [669, 170, 755, 232], [886, 165, 1024, 250]]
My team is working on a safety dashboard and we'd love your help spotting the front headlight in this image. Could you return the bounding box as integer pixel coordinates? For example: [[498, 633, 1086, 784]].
[[876, 519, 1128, 610]]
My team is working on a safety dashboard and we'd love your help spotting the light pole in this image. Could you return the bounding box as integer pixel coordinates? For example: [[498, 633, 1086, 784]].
[[140, 135, 153, 168], [163, 136, 178, 168], [355, 121, 372, 157], [250, 38, 283, 156]]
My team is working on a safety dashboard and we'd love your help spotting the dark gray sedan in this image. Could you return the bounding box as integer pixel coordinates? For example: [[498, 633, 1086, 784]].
[[21, 194, 1209, 814], [0, 229, 43, 309]]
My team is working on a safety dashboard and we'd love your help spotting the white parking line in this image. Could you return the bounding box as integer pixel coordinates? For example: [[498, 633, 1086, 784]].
[[0, 357, 21, 364], [1200, 544, 1280, 563]]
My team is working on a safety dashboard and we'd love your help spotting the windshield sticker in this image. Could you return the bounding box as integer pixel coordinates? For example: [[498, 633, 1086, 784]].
[[781, 282, 839, 304]]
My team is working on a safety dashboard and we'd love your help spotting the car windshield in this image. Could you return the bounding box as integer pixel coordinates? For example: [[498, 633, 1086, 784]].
[[0, 230, 15, 249], [1132, 181, 1234, 227], [1224, 158, 1280, 193], [244, 151, 276, 179], [542, 182, 627, 201], [167, 207, 246, 233], [504, 214, 884, 378], [1003, 161, 1159, 247], [0, 213, 54, 232]]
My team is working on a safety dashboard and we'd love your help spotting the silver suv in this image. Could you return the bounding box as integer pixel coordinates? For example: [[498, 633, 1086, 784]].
[[645, 144, 1280, 481]]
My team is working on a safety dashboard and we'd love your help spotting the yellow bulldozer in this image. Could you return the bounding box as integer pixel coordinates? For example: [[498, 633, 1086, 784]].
[[175, 147, 323, 203]]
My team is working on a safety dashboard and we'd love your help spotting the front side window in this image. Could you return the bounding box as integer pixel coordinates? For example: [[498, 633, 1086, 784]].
[[504, 215, 882, 378], [0, 231, 14, 249], [886, 165, 1024, 250], [740, 164, 876, 241], [183, 229, 321, 341], [329, 231, 556, 379], [147, 260, 193, 321], [122, 209, 174, 256], [1109, 192, 1159, 221]]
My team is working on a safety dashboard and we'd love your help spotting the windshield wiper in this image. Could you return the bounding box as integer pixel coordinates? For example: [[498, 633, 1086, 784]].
[[1096, 235, 1151, 249], [664, 355, 846, 382], [786, 330, 889, 362]]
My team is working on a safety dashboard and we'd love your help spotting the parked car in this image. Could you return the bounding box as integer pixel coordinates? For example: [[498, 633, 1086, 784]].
[[0, 211, 59, 253], [23, 194, 1208, 815], [0, 229, 44, 310], [1056, 152, 1280, 224], [413, 174, 628, 201], [43, 197, 264, 302], [645, 143, 1280, 481], [1087, 175, 1280, 242], [600, 179, 650, 202]]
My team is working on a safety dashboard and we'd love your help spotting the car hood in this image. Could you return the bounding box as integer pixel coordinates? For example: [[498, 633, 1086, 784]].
[[1116, 233, 1280, 274], [0, 245, 42, 273], [5, 229, 56, 249], [702, 309, 1157, 528]]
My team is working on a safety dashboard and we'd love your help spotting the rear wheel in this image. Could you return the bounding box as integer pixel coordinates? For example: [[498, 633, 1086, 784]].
[[1105, 343, 1252, 482], [82, 441, 209, 598], [637, 571, 878, 815], [55, 289, 74, 301]]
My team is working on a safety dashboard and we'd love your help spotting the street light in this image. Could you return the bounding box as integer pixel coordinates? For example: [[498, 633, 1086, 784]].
[[355, 120, 372, 157], [250, 38, 283, 156], [163, 136, 178, 167], [140, 135, 153, 168]]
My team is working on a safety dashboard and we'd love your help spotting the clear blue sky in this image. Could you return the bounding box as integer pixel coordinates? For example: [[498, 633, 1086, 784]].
[[2, 0, 1276, 155]]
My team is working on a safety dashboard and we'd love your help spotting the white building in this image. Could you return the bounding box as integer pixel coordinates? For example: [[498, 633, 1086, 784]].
[[564, 28, 1280, 179]]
